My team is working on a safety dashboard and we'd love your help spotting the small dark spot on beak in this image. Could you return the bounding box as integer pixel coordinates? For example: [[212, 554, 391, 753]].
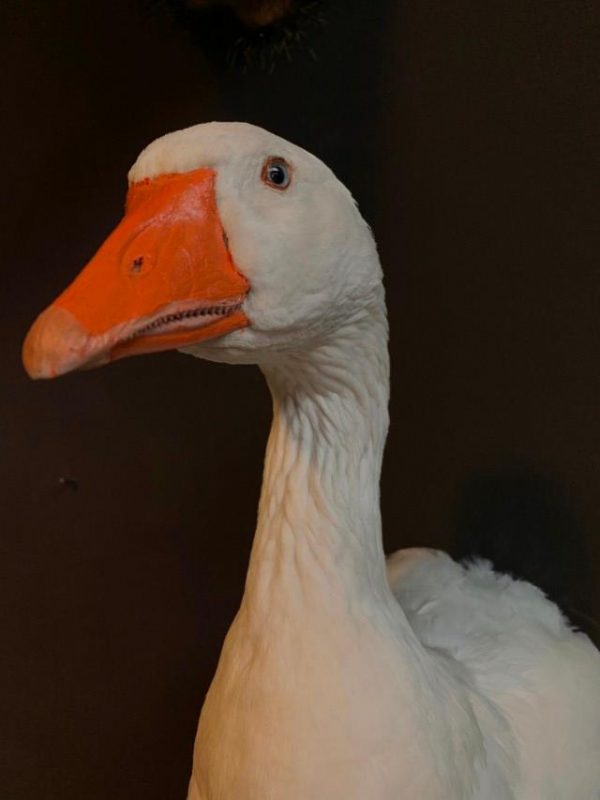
[[131, 256, 144, 273]]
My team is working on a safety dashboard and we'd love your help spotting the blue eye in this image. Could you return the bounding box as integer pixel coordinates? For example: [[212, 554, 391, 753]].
[[262, 157, 292, 190]]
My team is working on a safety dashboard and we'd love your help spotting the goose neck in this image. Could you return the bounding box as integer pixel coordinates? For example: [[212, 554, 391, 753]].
[[242, 301, 392, 622]]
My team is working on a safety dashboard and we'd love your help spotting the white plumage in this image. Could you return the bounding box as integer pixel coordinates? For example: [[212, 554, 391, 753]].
[[25, 123, 600, 799], [389, 549, 600, 798]]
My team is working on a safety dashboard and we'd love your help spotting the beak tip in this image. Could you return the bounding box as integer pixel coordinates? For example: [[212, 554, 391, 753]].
[[22, 319, 51, 380], [22, 306, 88, 380]]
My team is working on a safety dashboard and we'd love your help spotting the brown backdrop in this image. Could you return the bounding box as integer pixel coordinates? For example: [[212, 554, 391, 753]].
[[2, 1, 599, 798]]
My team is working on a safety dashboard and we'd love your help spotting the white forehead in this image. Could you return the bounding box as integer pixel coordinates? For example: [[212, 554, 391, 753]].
[[128, 121, 331, 184]]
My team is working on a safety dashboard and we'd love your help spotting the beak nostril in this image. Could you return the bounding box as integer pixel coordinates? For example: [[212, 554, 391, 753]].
[[130, 256, 144, 273]]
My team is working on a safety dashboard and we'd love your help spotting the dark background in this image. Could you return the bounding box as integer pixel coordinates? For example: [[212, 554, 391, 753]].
[[2, 1, 599, 798]]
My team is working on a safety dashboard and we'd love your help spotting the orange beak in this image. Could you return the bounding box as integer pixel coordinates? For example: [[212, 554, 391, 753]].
[[22, 168, 250, 379]]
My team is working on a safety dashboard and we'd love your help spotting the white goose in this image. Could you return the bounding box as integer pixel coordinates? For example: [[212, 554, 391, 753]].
[[23, 123, 600, 799]]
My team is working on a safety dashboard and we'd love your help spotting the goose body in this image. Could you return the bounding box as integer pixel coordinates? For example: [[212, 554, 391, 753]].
[[23, 123, 600, 799]]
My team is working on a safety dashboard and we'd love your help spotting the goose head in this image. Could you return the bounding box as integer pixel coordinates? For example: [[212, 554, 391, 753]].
[[23, 122, 382, 378]]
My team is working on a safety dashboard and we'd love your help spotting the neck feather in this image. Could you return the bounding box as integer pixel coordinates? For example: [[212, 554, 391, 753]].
[[242, 294, 393, 624]]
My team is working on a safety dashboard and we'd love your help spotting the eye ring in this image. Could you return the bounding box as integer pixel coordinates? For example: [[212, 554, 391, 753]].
[[261, 157, 292, 191]]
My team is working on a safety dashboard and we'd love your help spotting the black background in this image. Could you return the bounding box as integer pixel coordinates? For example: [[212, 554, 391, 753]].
[[2, 1, 599, 798]]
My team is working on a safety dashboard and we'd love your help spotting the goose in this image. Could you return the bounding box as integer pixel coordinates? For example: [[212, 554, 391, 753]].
[[23, 122, 600, 799]]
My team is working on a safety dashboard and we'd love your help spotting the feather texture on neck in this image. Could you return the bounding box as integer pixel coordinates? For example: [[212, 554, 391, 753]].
[[245, 294, 391, 625]]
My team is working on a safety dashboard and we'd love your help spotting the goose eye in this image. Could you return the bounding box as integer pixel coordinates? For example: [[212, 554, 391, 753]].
[[262, 157, 291, 190]]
